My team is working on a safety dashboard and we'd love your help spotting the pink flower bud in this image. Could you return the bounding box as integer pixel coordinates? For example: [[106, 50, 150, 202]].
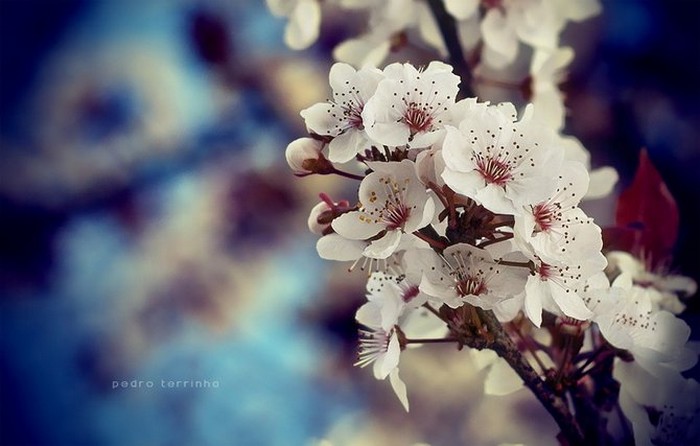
[[285, 137, 323, 175]]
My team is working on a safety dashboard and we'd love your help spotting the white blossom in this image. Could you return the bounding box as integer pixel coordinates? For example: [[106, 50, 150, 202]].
[[606, 251, 696, 314], [333, 0, 444, 67], [332, 160, 434, 259], [614, 360, 700, 446], [528, 47, 574, 131], [592, 274, 697, 376], [441, 103, 563, 215], [266, 0, 322, 50], [416, 243, 527, 310], [522, 260, 593, 327], [300, 64, 383, 163], [556, 134, 618, 200], [362, 62, 460, 148], [355, 271, 437, 411], [480, 0, 601, 68], [514, 161, 603, 264]]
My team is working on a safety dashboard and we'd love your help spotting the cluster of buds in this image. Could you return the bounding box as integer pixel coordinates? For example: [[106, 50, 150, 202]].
[[286, 61, 699, 445]]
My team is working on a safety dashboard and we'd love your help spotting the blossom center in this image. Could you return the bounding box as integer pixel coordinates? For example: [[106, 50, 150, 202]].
[[401, 285, 420, 303], [532, 202, 561, 232], [343, 102, 364, 130], [474, 153, 513, 186], [355, 328, 394, 368], [402, 102, 433, 135], [538, 263, 553, 281], [382, 202, 411, 230], [370, 177, 413, 230], [456, 276, 487, 297]]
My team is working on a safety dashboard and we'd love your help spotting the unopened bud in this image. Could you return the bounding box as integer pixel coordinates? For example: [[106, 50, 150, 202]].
[[286, 137, 323, 175], [307, 201, 332, 235], [308, 194, 352, 235]]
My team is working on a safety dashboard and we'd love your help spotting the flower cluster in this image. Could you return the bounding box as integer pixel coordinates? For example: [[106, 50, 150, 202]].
[[276, 1, 699, 443], [286, 60, 698, 445], [267, 0, 600, 69]]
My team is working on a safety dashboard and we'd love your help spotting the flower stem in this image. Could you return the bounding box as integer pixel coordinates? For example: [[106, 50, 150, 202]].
[[405, 338, 458, 344], [479, 233, 515, 248], [508, 322, 550, 374], [425, 0, 473, 98], [331, 167, 365, 181], [414, 229, 449, 251], [476, 309, 586, 445], [422, 303, 446, 321], [495, 259, 533, 270]]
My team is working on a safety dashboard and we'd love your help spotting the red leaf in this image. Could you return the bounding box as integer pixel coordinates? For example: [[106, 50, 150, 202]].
[[614, 149, 679, 267]]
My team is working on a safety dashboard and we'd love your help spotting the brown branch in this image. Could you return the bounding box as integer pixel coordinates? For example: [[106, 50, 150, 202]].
[[477, 309, 586, 445]]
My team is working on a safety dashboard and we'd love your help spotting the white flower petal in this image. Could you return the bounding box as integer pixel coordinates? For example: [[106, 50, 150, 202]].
[[364, 230, 403, 259], [332, 211, 383, 240], [445, 0, 479, 20], [481, 9, 518, 67], [356, 301, 382, 329], [524, 278, 545, 327], [389, 368, 409, 412], [584, 167, 618, 199], [377, 334, 401, 379], [548, 280, 593, 321], [484, 357, 524, 396], [301, 102, 338, 136], [284, 0, 321, 50], [316, 234, 366, 261], [333, 35, 390, 68], [328, 129, 367, 163]]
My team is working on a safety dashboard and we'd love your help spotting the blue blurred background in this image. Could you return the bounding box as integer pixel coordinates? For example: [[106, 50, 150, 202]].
[[0, 1, 698, 445]]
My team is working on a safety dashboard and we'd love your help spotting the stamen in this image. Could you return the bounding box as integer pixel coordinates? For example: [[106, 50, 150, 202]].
[[402, 102, 433, 135], [355, 328, 393, 368], [474, 153, 513, 186]]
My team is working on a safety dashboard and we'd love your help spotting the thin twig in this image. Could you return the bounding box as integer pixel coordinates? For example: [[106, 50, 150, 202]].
[[478, 233, 514, 248], [331, 167, 365, 181], [422, 303, 446, 321], [508, 323, 550, 374], [414, 230, 449, 250], [405, 338, 459, 344]]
